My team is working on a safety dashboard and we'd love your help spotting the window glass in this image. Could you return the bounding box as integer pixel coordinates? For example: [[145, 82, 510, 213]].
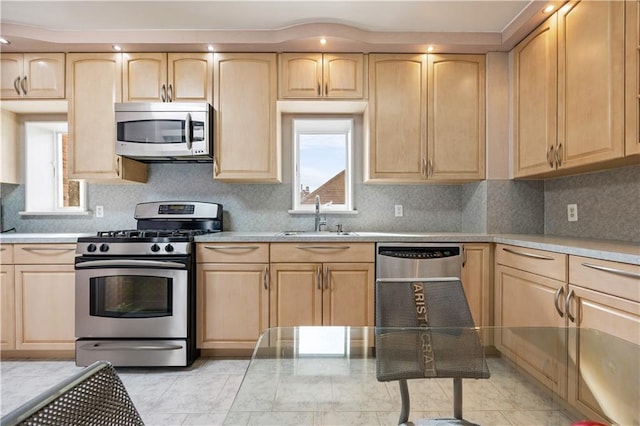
[[293, 119, 353, 211]]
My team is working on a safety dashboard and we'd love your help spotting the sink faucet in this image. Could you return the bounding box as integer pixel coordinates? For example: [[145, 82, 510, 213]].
[[314, 195, 327, 231]]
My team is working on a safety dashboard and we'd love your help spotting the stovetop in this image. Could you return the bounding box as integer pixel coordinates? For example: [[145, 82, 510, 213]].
[[96, 229, 218, 239]]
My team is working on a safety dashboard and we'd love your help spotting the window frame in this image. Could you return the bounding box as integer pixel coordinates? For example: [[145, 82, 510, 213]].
[[291, 118, 354, 213]]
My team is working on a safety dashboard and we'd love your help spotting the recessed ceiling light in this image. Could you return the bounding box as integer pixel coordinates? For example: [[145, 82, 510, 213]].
[[320, 38, 327, 45], [426, 46, 435, 53], [0, 38, 9, 44], [543, 5, 555, 13], [207, 45, 215, 52], [112, 45, 122, 52]]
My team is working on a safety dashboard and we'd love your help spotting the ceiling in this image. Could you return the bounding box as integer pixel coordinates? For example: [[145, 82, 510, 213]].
[[0, 1, 563, 54]]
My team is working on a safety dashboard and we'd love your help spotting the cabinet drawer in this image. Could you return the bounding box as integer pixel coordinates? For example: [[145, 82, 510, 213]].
[[0, 244, 13, 264], [495, 244, 566, 281], [270, 243, 374, 263], [569, 256, 640, 303], [13, 244, 77, 264], [197, 243, 269, 263]]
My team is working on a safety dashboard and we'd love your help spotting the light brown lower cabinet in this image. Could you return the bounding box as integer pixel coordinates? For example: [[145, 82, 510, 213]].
[[461, 243, 492, 328]]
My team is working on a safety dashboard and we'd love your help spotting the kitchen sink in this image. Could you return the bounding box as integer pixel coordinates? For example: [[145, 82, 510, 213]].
[[276, 231, 358, 237]]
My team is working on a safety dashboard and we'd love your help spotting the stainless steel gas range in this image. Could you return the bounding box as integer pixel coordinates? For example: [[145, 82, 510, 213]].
[[74, 201, 223, 367]]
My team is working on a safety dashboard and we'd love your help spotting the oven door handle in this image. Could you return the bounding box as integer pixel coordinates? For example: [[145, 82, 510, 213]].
[[75, 259, 187, 269], [82, 342, 184, 351]]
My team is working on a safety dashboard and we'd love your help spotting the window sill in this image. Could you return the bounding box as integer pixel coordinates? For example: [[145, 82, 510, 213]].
[[288, 210, 358, 215], [19, 210, 91, 216]]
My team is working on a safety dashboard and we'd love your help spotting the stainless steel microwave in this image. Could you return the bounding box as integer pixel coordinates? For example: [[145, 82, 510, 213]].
[[115, 102, 213, 162]]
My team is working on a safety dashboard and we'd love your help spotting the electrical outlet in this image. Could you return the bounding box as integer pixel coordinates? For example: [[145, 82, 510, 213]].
[[395, 204, 403, 217], [567, 204, 578, 222], [95, 205, 104, 218]]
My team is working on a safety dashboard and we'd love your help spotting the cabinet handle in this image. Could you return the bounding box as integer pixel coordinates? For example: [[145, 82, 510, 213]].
[[546, 145, 555, 168], [422, 158, 427, 177], [296, 245, 350, 250], [20, 76, 28, 95], [168, 83, 173, 102], [502, 247, 554, 260], [323, 266, 328, 290], [13, 77, 21, 95], [204, 245, 260, 250], [263, 266, 269, 290], [325, 83, 328, 96], [160, 83, 167, 102], [317, 81, 321, 96], [555, 143, 562, 167], [115, 157, 121, 177], [213, 157, 219, 176], [564, 288, 575, 323], [462, 246, 467, 268], [553, 286, 565, 318], [21, 247, 74, 252], [581, 262, 640, 280], [428, 159, 434, 177], [317, 265, 321, 290]]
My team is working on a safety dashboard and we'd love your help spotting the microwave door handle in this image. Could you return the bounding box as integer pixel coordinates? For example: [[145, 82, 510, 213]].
[[185, 113, 192, 150]]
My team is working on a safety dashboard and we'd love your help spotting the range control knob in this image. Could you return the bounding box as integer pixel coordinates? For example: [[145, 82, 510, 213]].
[[87, 244, 97, 253], [164, 244, 174, 253], [150, 244, 161, 253], [99, 244, 109, 252]]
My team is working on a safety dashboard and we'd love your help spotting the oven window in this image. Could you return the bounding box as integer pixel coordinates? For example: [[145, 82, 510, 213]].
[[90, 275, 172, 318], [117, 120, 204, 144]]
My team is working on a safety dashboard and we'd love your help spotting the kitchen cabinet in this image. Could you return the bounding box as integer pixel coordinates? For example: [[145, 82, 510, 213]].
[[13, 244, 76, 351], [278, 53, 365, 98], [461, 243, 492, 328], [1, 244, 15, 350], [513, 1, 626, 177], [66, 53, 147, 183], [1, 109, 20, 184], [427, 54, 485, 181], [123, 53, 213, 103], [213, 53, 280, 182], [0, 53, 65, 99], [196, 243, 269, 350], [269, 243, 374, 327], [566, 256, 640, 425], [626, 0, 640, 157], [494, 244, 568, 397], [365, 53, 485, 183]]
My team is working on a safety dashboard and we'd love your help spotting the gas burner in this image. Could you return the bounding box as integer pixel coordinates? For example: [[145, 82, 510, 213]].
[[95, 229, 218, 239]]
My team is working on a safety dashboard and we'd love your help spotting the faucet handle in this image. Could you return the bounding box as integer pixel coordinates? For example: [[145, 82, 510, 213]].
[[335, 224, 343, 233]]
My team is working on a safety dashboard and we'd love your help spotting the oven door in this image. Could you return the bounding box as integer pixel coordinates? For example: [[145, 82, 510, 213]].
[[75, 257, 189, 339]]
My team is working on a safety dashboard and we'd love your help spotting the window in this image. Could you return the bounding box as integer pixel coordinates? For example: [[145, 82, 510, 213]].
[[292, 118, 353, 212], [21, 121, 87, 215]]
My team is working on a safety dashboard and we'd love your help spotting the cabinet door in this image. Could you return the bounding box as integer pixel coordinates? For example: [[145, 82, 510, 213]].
[[428, 54, 485, 181], [566, 285, 640, 425], [558, 1, 625, 169], [1, 264, 15, 350], [279, 53, 323, 98], [513, 14, 558, 177], [460, 243, 491, 328], [270, 263, 322, 327], [494, 264, 567, 397], [323, 54, 364, 98], [626, 0, 640, 156], [123, 53, 167, 102], [197, 263, 269, 349], [213, 53, 280, 182], [22, 53, 65, 98], [0, 54, 23, 98], [15, 264, 75, 350], [168, 53, 213, 103], [67, 53, 147, 183], [322, 263, 374, 326], [366, 54, 427, 182]]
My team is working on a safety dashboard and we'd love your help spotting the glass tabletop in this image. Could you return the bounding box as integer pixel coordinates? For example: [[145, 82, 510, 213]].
[[225, 326, 639, 426]]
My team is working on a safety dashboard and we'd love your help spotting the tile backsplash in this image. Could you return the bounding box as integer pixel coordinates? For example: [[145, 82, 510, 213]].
[[1, 164, 638, 242]]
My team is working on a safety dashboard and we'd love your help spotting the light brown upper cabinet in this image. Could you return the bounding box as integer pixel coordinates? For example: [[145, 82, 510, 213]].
[[626, 0, 640, 157], [213, 53, 280, 182], [123, 53, 213, 103], [366, 53, 485, 183], [278, 53, 365, 99], [514, 1, 628, 177], [67, 53, 147, 183], [0, 53, 65, 99]]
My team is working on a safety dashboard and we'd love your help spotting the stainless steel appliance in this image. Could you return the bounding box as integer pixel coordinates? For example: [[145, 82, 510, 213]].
[[75, 201, 223, 367], [115, 102, 213, 162]]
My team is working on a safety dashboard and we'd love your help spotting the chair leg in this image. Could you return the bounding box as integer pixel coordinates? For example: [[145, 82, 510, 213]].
[[398, 379, 410, 425], [453, 378, 462, 419]]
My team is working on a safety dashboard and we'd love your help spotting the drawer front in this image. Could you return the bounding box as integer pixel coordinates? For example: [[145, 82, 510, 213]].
[[569, 256, 640, 302], [0, 244, 13, 264], [270, 243, 374, 263], [197, 243, 269, 263], [13, 244, 77, 264], [496, 244, 567, 281]]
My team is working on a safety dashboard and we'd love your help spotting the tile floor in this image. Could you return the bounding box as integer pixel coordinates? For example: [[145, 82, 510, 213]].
[[1, 357, 578, 426]]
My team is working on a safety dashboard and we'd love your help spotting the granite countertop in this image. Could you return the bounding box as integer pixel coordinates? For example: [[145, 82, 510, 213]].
[[1, 232, 638, 264]]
